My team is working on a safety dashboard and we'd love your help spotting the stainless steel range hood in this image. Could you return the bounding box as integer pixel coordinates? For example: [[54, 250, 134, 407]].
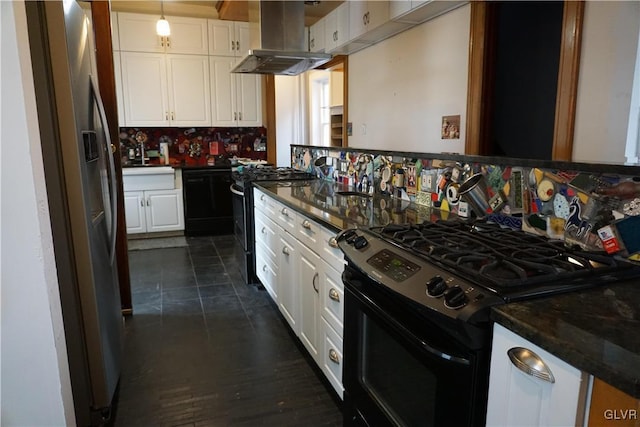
[[231, 1, 332, 76]]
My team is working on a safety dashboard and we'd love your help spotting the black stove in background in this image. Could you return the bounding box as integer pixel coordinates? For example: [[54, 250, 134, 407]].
[[231, 166, 315, 284]]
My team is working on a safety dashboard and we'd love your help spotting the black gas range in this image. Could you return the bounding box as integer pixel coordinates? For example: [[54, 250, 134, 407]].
[[338, 219, 640, 426], [230, 166, 315, 284]]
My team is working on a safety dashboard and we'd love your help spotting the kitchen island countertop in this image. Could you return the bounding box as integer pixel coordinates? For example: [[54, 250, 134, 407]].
[[491, 281, 640, 399]]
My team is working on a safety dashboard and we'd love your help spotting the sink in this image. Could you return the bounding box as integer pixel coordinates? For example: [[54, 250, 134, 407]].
[[122, 166, 175, 191], [336, 191, 371, 198]]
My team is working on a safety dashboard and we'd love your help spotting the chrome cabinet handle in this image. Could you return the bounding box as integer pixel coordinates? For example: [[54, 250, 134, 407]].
[[239, 112, 242, 121], [507, 347, 555, 383], [282, 246, 290, 256], [171, 112, 175, 121], [328, 237, 338, 248], [261, 227, 266, 234], [146, 198, 150, 206], [262, 264, 268, 272], [329, 349, 340, 364], [329, 288, 340, 302], [281, 208, 288, 216], [260, 194, 266, 201], [312, 272, 319, 293], [234, 112, 237, 121], [140, 200, 144, 207], [302, 220, 311, 230], [165, 112, 169, 121], [166, 36, 170, 48]]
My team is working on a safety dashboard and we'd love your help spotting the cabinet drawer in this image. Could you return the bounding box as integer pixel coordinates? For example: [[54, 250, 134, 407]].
[[319, 226, 345, 268], [253, 188, 277, 217], [255, 242, 278, 301], [273, 199, 297, 233], [321, 260, 344, 336], [254, 210, 278, 259], [296, 215, 322, 249], [321, 318, 344, 399]]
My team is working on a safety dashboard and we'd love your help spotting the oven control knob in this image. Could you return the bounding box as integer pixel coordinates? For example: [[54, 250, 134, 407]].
[[353, 235, 368, 249], [426, 276, 448, 297], [443, 286, 467, 309]]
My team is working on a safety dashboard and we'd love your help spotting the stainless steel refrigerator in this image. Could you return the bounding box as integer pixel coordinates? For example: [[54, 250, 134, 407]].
[[26, 1, 123, 425]]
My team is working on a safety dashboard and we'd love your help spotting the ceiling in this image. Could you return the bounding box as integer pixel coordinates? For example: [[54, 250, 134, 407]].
[[111, 1, 343, 26]]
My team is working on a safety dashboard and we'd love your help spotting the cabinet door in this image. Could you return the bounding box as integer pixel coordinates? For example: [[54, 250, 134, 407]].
[[111, 12, 120, 50], [120, 52, 169, 126], [255, 242, 278, 301], [309, 19, 325, 52], [235, 22, 251, 57], [210, 56, 237, 126], [335, 3, 350, 48], [166, 16, 208, 54], [145, 189, 184, 233], [166, 55, 211, 126], [486, 323, 588, 427], [278, 232, 299, 334], [117, 13, 164, 53], [236, 73, 262, 127], [124, 191, 146, 234], [208, 20, 235, 56], [298, 240, 321, 362], [323, 9, 337, 51]]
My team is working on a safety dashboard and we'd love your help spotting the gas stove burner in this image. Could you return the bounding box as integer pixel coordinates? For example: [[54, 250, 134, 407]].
[[368, 218, 640, 296]]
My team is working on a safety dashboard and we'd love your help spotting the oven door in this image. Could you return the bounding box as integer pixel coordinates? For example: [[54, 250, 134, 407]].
[[342, 265, 488, 427]]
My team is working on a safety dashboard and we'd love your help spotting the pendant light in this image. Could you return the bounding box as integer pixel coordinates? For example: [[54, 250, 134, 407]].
[[156, 0, 170, 36]]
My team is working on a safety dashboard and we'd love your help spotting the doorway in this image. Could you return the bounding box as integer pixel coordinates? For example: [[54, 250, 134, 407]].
[[466, 1, 584, 161]]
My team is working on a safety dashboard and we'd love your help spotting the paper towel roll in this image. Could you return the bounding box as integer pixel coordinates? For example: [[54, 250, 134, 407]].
[[160, 142, 170, 165]]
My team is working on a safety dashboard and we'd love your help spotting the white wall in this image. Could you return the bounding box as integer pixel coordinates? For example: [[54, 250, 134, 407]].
[[1, 1, 75, 425], [347, 4, 470, 154], [572, 1, 640, 164], [275, 74, 307, 166]]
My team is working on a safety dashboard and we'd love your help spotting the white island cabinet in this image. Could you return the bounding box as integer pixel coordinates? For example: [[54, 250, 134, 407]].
[[486, 323, 589, 427], [253, 188, 346, 399]]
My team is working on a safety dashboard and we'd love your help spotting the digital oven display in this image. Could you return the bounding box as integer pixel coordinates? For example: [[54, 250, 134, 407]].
[[367, 249, 421, 282]]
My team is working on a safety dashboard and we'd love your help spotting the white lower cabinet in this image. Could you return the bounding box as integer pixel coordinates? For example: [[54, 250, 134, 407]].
[[124, 189, 184, 234], [253, 188, 345, 399], [486, 323, 589, 427]]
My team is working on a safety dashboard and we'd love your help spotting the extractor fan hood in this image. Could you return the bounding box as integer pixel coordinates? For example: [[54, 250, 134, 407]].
[[231, 1, 332, 76]]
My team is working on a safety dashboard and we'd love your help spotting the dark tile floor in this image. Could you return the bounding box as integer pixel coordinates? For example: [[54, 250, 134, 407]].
[[113, 235, 343, 427]]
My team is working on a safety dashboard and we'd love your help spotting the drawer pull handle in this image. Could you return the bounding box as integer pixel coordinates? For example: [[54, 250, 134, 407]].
[[329, 349, 340, 364], [302, 220, 311, 229], [329, 288, 340, 302], [261, 227, 266, 234], [262, 265, 268, 272], [260, 194, 266, 201], [312, 272, 319, 293], [507, 347, 555, 383], [281, 208, 288, 216], [282, 246, 290, 255], [328, 237, 339, 248]]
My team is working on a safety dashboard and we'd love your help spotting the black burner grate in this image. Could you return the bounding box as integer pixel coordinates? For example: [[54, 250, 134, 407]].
[[370, 220, 633, 294]]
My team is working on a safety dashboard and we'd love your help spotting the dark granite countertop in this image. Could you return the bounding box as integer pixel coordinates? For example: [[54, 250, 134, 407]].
[[254, 179, 456, 232], [491, 281, 640, 399]]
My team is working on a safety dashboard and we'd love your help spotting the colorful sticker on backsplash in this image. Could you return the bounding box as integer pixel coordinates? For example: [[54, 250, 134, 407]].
[[291, 146, 640, 257]]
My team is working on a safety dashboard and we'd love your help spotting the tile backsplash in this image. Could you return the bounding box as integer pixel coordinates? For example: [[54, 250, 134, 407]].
[[119, 127, 267, 167], [292, 145, 640, 259]]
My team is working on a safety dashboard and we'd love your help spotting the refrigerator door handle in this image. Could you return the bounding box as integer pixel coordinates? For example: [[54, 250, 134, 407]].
[[89, 74, 118, 264]]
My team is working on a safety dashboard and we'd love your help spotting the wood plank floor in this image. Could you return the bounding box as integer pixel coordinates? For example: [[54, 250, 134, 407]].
[[113, 235, 343, 426]]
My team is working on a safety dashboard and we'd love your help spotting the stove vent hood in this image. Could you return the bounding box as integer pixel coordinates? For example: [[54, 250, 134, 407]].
[[231, 1, 332, 76]]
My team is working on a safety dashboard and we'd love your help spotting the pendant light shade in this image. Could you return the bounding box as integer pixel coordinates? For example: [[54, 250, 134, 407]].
[[156, 1, 170, 36]]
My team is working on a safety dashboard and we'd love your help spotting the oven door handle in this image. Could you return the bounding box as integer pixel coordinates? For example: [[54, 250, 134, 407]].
[[230, 184, 244, 197], [344, 270, 470, 366]]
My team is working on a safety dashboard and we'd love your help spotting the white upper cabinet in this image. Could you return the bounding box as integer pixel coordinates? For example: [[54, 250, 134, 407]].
[[390, 0, 466, 24], [210, 56, 262, 127], [349, 1, 390, 41], [324, 2, 350, 52], [208, 20, 250, 57], [117, 12, 208, 54], [309, 20, 325, 52], [120, 52, 211, 127], [112, 51, 125, 126], [111, 12, 119, 50]]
